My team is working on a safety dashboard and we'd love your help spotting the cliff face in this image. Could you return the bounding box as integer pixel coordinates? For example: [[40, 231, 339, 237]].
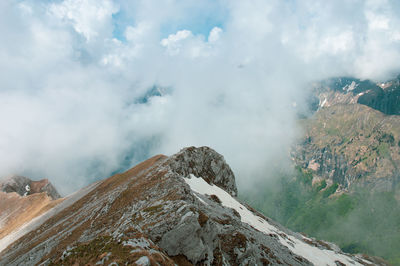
[[0, 147, 379, 265], [293, 76, 400, 192]]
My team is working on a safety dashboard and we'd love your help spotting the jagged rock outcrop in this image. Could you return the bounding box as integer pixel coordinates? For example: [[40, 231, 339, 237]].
[[0, 175, 60, 200], [168, 146, 238, 196], [0, 147, 384, 265]]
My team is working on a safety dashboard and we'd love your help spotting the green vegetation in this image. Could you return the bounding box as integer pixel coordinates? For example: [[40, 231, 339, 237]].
[[326, 127, 340, 136], [282, 95, 400, 264], [315, 179, 327, 192], [241, 169, 400, 265], [322, 183, 338, 198], [380, 132, 395, 145], [377, 143, 390, 158]]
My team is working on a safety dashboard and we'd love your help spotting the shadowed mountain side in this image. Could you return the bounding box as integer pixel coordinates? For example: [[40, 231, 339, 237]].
[[314, 76, 400, 115]]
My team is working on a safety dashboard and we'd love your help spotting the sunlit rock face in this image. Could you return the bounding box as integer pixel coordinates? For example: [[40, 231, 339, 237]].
[[0, 147, 384, 265], [294, 76, 400, 193]]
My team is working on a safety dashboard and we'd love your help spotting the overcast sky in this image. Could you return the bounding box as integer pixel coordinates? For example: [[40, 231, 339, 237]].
[[1, 0, 400, 195]]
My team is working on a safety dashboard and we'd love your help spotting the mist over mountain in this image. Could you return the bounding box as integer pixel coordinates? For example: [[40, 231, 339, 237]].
[[243, 76, 400, 264], [1, 0, 400, 195], [1, 1, 400, 264]]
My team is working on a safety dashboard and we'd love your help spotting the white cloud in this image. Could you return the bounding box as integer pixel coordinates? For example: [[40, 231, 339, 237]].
[[125, 22, 152, 43], [320, 31, 355, 55], [391, 31, 400, 42], [160, 30, 193, 55], [160, 27, 224, 58], [208, 27, 222, 43], [49, 0, 118, 41], [1, 0, 400, 194], [366, 12, 390, 30]]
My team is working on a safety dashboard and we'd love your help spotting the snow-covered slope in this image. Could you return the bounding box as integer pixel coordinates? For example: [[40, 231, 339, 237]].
[[185, 174, 371, 266]]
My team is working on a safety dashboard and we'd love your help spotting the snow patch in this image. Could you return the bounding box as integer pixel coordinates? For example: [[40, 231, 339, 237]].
[[184, 174, 363, 266], [135, 256, 150, 266], [343, 81, 357, 92], [320, 98, 327, 108]]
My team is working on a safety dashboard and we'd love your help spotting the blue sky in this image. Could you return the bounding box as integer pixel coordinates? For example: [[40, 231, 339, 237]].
[[110, 0, 228, 41]]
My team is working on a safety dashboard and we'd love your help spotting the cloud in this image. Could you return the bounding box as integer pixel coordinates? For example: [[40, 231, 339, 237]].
[[160, 28, 224, 58], [208, 27, 222, 43], [0, 0, 400, 194], [49, 0, 118, 41], [160, 30, 193, 55]]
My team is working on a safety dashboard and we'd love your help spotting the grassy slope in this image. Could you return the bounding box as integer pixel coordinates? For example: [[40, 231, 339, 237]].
[[241, 170, 400, 265], [242, 104, 400, 265], [299, 104, 400, 181]]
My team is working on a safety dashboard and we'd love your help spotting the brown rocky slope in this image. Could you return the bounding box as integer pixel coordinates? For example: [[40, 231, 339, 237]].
[[0, 176, 62, 240], [0, 147, 383, 265]]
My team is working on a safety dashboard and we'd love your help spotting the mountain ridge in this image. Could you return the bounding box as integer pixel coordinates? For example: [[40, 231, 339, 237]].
[[312, 75, 400, 115], [0, 147, 382, 265], [0, 175, 63, 241]]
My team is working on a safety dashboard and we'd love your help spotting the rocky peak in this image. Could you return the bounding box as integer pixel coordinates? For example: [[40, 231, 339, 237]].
[[0, 147, 383, 265], [167, 146, 238, 196], [0, 175, 60, 200]]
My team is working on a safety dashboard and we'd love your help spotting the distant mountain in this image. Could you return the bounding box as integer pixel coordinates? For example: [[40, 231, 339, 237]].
[[275, 75, 400, 264], [0, 147, 381, 265], [0, 175, 60, 199], [312, 75, 400, 115], [293, 104, 400, 192], [135, 85, 171, 104], [0, 176, 62, 243], [295, 76, 400, 192]]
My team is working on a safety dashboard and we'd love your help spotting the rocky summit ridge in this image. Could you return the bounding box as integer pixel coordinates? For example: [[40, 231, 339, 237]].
[[168, 146, 238, 197], [0, 147, 384, 265]]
